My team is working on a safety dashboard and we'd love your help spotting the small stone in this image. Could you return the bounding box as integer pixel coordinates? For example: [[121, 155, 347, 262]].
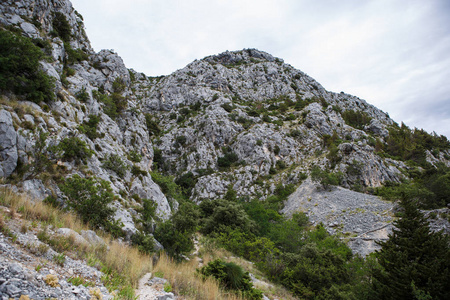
[[157, 293, 174, 300]]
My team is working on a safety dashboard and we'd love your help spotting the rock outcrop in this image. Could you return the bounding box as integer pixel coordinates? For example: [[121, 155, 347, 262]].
[[1, 0, 449, 256]]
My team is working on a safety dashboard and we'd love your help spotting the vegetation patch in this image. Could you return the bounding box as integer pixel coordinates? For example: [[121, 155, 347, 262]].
[[0, 29, 54, 103]]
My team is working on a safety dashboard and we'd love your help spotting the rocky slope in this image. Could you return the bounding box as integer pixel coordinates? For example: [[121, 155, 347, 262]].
[[1, 0, 449, 258]]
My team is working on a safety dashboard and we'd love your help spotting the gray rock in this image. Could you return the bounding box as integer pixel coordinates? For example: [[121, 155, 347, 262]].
[[21, 179, 51, 201], [80, 230, 106, 247], [57, 228, 88, 245], [0, 110, 18, 177], [157, 293, 175, 300], [20, 22, 39, 38], [282, 178, 394, 256]]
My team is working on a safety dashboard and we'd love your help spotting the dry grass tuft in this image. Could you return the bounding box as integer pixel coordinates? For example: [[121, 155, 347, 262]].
[[99, 239, 153, 287], [44, 274, 59, 287], [154, 254, 243, 300], [89, 287, 103, 300]]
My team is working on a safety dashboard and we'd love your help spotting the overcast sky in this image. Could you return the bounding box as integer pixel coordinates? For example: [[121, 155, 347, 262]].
[[71, 0, 450, 138]]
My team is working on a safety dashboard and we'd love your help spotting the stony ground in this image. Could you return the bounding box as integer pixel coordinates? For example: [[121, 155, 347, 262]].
[[0, 204, 178, 300], [282, 179, 395, 256]]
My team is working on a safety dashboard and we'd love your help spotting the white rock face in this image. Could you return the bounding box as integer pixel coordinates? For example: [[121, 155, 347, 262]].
[[0, 110, 18, 178]]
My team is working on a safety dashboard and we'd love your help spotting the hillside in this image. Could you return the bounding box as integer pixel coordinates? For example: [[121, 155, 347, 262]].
[[1, 0, 450, 299]]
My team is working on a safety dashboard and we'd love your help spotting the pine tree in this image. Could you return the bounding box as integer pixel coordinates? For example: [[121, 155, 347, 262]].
[[371, 197, 450, 299]]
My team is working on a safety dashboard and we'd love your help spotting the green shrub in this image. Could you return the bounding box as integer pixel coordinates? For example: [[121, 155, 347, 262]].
[[0, 30, 54, 103], [131, 231, 155, 254], [93, 90, 126, 119], [222, 102, 234, 112], [199, 199, 256, 236], [75, 87, 89, 102], [197, 259, 262, 299], [52, 12, 71, 42], [341, 109, 371, 130], [112, 77, 126, 93], [60, 175, 117, 230], [175, 172, 197, 197], [58, 137, 93, 163], [131, 165, 147, 177], [175, 136, 187, 146], [127, 150, 142, 163], [217, 148, 239, 169], [78, 114, 101, 140], [102, 154, 128, 178], [150, 171, 184, 204], [64, 43, 89, 65], [154, 220, 193, 260], [310, 166, 342, 190], [144, 114, 161, 136]]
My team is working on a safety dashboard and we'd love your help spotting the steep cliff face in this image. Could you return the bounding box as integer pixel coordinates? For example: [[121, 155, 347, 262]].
[[1, 0, 449, 253]]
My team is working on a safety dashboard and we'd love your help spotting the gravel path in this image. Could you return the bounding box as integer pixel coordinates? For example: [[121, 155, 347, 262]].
[[135, 273, 175, 300]]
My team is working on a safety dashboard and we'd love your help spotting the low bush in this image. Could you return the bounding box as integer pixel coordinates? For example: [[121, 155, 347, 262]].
[[58, 136, 93, 163], [217, 148, 240, 170], [0, 29, 54, 103], [78, 114, 101, 140], [144, 113, 161, 136], [310, 166, 342, 190], [102, 154, 128, 178], [52, 12, 71, 42], [197, 259, 263, 299], [341, 109, 371, 130], [59, 175, 117, 231]]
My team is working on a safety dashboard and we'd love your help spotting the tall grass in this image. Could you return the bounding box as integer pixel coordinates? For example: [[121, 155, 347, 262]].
[[154, 254, 243, 300]]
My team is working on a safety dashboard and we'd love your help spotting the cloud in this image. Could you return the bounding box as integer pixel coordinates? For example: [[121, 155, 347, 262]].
[[71, 0, 450, 137]]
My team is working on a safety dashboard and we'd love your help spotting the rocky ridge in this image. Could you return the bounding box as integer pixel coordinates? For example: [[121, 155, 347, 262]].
[[0, 0, 449, 259]]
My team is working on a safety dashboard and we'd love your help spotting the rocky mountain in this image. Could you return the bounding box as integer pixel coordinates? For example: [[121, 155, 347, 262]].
[[1, 0, 449, 257]]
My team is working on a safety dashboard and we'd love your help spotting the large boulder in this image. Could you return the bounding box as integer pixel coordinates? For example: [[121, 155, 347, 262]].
[[0, 110, 18, 178]]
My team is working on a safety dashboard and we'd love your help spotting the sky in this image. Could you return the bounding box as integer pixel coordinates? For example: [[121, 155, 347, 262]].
[[71, 0, 450, 138]]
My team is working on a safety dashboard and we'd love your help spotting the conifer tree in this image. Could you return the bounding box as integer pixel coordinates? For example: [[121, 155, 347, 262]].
[[371, 197, 450, 299]]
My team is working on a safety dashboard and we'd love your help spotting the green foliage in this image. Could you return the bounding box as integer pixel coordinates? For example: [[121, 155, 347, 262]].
[[175, 135, 187, 146], [383, 123, 450, 166], [112, 77, 126, 93], [217, 148, 240, 170], [58, 136, 93, 163], [138, 198, 157, 229], [154, 216, 194, 260], [144, 113, 161, 136], [175, 172, 197, 197], [374, 164, 450, 208], [278, 244, 350, 298], [33, 130, 51, 174], [78, 114, 101, 140], [102, 154, 128, 178], [60, 175, 118, 231], [310, 166, 342, 190], [75, 87, 89, 102], [93, 89, 126, 120], [127, 150, 142, 163], [372, 198, 450, 299], [150, 171, 185, 204], [222, 102, 234, 112], [53, 253, 66, 266], [52, 12, 71, 42], [131, 231, 155, 254], [199, 199, 256, 236], [341, 109, 372, 130], [0, 29, 54, 103], [131, 165, 147, 177], [64, 42, 89, 65], [197, 259, 262, 299]]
